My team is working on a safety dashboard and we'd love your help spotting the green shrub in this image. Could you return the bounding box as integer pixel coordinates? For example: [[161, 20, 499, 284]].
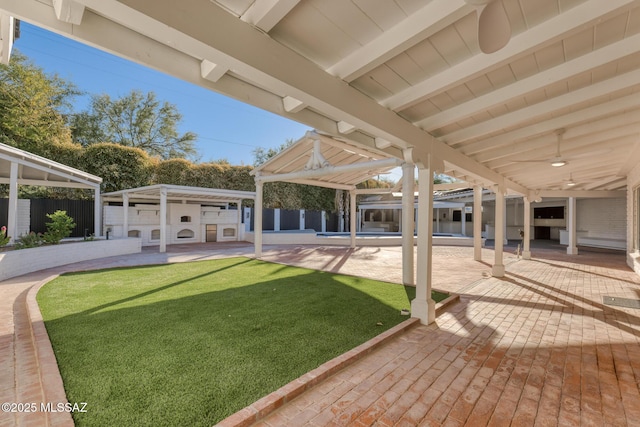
[[79, 143, 154, 192], [14, 231, 43, 249], [42, 210, 76, 244]]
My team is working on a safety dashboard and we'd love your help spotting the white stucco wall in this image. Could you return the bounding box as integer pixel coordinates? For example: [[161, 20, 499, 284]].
[[0, 238, 142, 282], [577, 198, 626, 240], [104, 203, 242, 246]]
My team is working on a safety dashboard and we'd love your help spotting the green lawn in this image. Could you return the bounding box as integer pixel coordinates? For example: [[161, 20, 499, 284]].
[[38, 257, 446, 426]]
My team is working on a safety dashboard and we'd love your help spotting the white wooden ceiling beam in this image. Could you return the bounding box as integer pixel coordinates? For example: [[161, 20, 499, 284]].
[[327, 0, 472, 81], [282, 95, 306, 113], [384, 0, 640, 111], [474, 117, 640, 165], [417, 32, 640, 131], [537, 190, 625, 198], [442, 68, 640, 145], [0, 13, 14, 64], [52, 0, 84, 25], [240, 0, 300, 32], [200, 59, 229, 83], [337, 121, 356, 135], [460, 95, 640, 155]]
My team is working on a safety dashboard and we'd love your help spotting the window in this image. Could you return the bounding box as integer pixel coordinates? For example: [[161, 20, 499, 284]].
[[128, 230, 141, 238], [151, 229, 160, 240], [223, 227, 236, 237], [180, 215, 191, 223], [177, 229, 194, 239]]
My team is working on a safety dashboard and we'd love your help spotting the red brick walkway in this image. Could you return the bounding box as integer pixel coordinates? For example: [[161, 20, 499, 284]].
[[251, 247, 640, 426]]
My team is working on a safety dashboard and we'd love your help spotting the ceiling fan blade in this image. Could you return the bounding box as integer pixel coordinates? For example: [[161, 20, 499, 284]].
[[564, 148, 613, 161], [478, 1, 511, 54]]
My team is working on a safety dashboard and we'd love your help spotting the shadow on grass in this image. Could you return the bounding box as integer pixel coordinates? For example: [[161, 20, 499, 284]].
[[39, 258, 413, 427]]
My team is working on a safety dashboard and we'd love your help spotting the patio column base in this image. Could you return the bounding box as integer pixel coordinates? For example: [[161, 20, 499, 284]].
[[411, 298, 436, 325], [492, 264, 505, 277], [567, 246, 579, 255], [522, 251, 531, 260]]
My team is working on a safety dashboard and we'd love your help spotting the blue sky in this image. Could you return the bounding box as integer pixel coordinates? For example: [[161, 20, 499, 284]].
[[14, 22, 312, 166]]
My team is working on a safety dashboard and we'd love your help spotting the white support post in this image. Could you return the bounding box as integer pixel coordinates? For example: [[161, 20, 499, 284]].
[[300, 209, 305, 230], [492, 186, 506, 277], [567, 197, 578, 255], [321, 211, 326, 233], [122, 192, 129, 239], [94, 187, 101, 237], [255, 181, 263, 258], [274, 208, 281, 231], [503, 196, 508, 245], [244, 207, 251, 232], [401, 162, 415, 286], [159, 187, 167, 253], [7, 161, 18, 244], [412, 163, 436, 325], [473, 185, 482, 261], [349, 191, 356, 248], [461, 207, 466, 236], [523, 197, 532, 260], [237, 202, 243, 240]]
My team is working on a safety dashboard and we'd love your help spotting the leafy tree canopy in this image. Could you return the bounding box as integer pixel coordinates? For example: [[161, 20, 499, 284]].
[[70, 90, 198, 160], [252, 138, 295, 166], [0, 51, 80, 155]]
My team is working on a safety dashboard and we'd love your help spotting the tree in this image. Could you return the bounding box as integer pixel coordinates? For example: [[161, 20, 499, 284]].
[[71, 90, 197, 160], [0, 51, 79, 156], [252, 138, 295, 166]]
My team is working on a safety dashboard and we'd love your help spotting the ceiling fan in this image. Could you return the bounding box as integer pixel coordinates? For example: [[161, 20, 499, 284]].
[[464, 0, 512, 54], [512, 129, 570, 167], [512, 128, 613, 168]]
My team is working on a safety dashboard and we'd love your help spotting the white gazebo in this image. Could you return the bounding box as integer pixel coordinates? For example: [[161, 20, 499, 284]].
[[252, 130, 453, 323], [101, 184, 255, 253], [0, 143, 102, 243]]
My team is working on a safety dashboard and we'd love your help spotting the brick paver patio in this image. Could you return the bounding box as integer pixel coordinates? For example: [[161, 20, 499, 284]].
[[251, 246, 640, 426], [1, 241, 639, 426]]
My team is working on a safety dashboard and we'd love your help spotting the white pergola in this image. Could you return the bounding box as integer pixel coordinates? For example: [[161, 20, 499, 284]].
[[5, 0, 638, 324], [101, 184, 255, 253], [0, 142, 102, 243]]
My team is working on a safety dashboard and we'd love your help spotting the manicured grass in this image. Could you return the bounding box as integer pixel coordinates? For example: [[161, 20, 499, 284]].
[[38, 258, 447, 426]]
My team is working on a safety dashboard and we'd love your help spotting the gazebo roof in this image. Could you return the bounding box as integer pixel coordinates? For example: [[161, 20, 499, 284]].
[[101, 184, 255, 204], [251, 131, 403, 190], [0, 143, 102, 189]]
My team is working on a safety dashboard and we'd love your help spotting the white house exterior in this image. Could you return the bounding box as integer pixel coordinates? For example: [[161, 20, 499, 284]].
[[101, 185, 255, 251], [103, 203, 243, 246], [359, 189, 627, 251]]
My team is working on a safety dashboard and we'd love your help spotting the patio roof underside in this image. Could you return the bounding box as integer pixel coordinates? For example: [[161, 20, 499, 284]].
[[252, 132, 402, 190], [4, 0, 640, 197], [0, 142, 101, 189], [101, 184, 256, 205]]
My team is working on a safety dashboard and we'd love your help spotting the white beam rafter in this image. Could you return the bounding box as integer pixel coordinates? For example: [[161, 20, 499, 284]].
[[0, 13, 14, 64], [254, 157, 403, 184], [462, 97, 640, 155], [443, 68, 640, 145], [52, 0, 84, 24], [240, 0, 300, 33], [384, 0, 640, 112], [416, 33, 640, 131], [327, 0, 472, 82]]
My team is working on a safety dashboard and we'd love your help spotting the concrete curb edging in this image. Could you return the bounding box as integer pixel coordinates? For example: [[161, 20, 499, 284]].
[[215, 317, 421, 427], [25, 275, 75, 427]]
